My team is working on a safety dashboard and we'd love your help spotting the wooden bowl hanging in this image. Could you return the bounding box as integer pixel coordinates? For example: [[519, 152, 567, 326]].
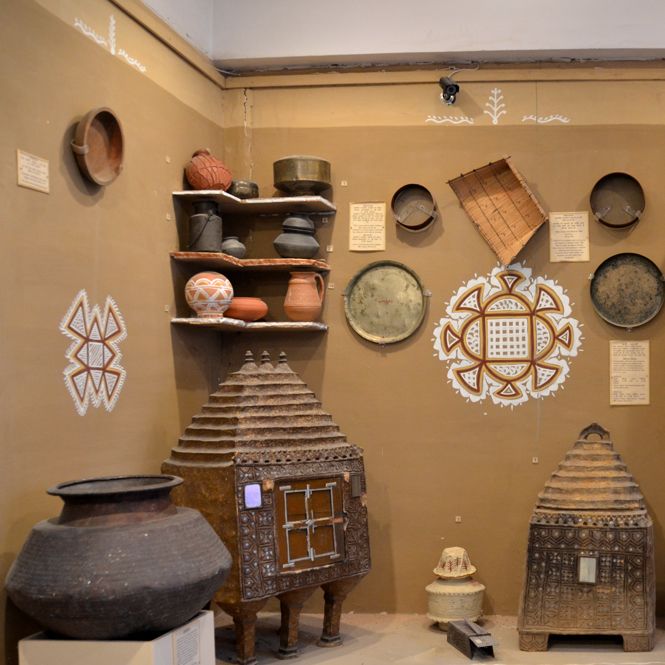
[[70, 107, 124, 186]]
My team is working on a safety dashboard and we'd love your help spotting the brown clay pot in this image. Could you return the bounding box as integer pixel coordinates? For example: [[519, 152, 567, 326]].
[[284, 271, 325, 321], [225, 297, 269, 322], [5, 475, 231, 639], [185, 149, 232, 190]]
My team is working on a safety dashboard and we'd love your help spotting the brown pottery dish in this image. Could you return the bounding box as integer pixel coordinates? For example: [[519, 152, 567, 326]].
[[70, 107, 124, 186]]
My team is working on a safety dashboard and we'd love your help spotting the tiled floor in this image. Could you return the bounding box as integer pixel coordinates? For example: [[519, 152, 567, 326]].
[[215, 614, 665, 665]]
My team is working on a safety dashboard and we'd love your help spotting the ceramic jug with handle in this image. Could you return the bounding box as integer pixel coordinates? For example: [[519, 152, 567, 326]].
[[284, 271, 325, 321]]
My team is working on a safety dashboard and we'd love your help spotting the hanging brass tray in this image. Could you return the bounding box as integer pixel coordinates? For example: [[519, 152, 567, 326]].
[[343, 261, 427, 344], [590, 253, 664, 329]]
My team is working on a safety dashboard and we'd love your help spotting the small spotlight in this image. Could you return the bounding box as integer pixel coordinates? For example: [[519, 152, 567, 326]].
[[439, 76, 460, 105]]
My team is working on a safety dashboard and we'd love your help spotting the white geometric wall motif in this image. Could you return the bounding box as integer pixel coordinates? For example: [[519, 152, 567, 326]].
[[433, 264, 582, 407], [60, 290, 127, 416]]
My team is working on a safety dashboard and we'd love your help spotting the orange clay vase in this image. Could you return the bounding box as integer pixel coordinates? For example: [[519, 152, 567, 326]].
[[283, 271, 325, 321], [185, 149, 232, 191]]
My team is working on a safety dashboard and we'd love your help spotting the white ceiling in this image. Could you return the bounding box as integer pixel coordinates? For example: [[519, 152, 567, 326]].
[[142, 0, 665, 72]]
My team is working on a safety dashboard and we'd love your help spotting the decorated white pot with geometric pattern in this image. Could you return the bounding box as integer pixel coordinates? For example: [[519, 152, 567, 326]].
[[185, 271, 234, 317]]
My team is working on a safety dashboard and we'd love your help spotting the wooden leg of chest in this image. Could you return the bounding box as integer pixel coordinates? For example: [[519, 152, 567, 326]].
[[318, 577, 361, 647], [276, 587, 317, 658], [218, 599, 268, 665]]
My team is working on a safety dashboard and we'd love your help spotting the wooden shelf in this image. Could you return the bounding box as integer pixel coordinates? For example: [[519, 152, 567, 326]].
[[172, 190, 336, 215], [171, 318, 328, 332], [170, 252, 330, 273]]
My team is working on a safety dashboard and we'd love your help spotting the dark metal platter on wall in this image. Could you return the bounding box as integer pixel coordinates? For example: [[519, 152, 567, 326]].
[[344, 260, 427, 344], [590, 253, 665, 329]]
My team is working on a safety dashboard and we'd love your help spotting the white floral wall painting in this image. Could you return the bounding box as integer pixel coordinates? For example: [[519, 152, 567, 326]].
[[522, 114, 571, 124], [425, 87, 572, 125], [426, 114, 475, 125], [483, 88, 507, 125], [74, 15, 147, 73], [61, 290, 128, 416], [433, 264, 582, 407]]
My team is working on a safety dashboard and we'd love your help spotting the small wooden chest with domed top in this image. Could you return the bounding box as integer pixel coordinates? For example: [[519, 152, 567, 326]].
[[518, 423, 654, 652], [163, 351, 370, 664]]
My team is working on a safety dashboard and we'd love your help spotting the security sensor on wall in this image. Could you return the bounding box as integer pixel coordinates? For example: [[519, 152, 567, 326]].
[[439, 76, 460, 105]]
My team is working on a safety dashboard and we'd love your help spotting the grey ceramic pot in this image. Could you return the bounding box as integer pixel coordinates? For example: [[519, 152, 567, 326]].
[[221, 236, 247, 259], [5, 475, 231, 639], [273, 215, 319, 259]]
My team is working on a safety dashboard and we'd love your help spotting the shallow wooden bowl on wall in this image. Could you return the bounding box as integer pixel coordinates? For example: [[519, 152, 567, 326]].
[[71, 107, 124, 186]]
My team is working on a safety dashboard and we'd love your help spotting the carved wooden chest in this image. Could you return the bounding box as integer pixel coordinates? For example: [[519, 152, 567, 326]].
[[518, 423, 654, 652], [162, 351, 370, 664]]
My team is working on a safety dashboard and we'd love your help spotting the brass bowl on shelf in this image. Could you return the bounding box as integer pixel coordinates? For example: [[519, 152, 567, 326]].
[[273, 155, 331, 195]]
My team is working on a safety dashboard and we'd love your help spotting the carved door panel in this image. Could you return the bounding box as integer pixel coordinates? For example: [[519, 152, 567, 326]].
[[276, 477, 345, 571]]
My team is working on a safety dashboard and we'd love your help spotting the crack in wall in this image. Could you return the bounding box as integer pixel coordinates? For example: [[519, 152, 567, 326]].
[[242, 87, 254, 180]]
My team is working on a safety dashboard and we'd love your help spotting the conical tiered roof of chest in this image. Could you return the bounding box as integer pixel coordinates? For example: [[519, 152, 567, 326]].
[[535, 427, 646, 515], [170, 351, 358, 465]]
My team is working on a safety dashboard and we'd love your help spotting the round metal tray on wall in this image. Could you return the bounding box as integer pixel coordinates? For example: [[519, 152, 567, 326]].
[[344, 261, 427, 344], [391, 184, 437, 232], [590, 253, 665, 329], [590, 172, 645, 229]]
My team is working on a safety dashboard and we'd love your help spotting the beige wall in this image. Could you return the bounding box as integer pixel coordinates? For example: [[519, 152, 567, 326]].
[[4, 2, 665, 662], [221, 68, 665, 616], [0, 1, 226, 662]]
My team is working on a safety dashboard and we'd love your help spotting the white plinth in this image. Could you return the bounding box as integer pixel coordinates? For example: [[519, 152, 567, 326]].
[[19, 610, 214, 665]]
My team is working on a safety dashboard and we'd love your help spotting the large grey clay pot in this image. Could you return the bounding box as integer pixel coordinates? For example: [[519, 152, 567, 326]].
[[5, 475, 231, 639], [273, 215, 320, 259]]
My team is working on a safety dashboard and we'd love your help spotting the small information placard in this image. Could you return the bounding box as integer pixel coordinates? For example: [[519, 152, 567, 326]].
[[549, 211, 589, 262], [172, 621, 200, 665], [349, 202, 386, 251], [17, 149, 50, 194], [610, 340, 649, 405]]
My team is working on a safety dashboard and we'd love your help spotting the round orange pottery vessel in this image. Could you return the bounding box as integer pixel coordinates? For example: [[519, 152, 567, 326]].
[[284, 272, 325, 321], [225, 297, 269, 322], [185, 149, 232, 190]]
